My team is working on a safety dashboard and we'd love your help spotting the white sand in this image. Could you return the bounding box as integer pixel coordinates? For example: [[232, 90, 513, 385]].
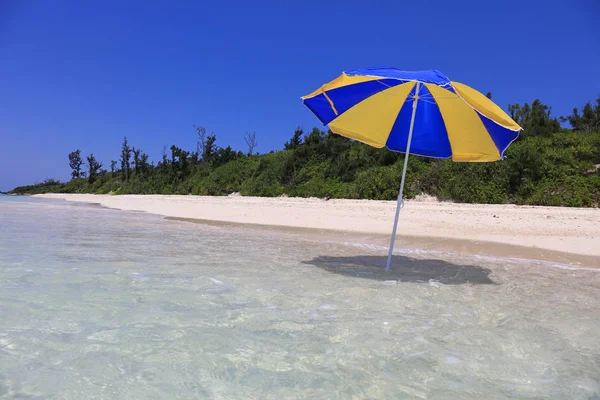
[[35, 193, 600, 258]]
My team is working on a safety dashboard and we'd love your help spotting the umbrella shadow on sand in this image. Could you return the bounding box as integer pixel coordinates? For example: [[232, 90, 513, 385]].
[[302, 255, 496, 285]]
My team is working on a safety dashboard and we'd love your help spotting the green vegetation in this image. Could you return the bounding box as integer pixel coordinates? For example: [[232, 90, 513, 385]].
[[10, 97, 600, 207]]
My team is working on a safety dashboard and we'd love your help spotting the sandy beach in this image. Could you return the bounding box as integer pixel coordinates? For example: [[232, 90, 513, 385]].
[[34, 193, 600, 261]]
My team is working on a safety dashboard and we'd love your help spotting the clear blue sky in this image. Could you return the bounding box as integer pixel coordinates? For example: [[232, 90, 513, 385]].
[[1, 0, 599, 191]]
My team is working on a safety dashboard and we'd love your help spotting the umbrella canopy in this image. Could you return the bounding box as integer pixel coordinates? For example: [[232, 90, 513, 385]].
[[301, 67, 522, 269], [302, 67, 521, 161]]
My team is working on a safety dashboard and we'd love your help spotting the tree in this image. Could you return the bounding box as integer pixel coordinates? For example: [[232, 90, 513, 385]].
[[86, 153, 102, 184], [160, 145, 168, 166], [132, 147, 141, 175], [190, 151, 199, 165], [244, 131, 258, 156], [508, 99, 560, 137], [204, 134, 217, 162], [194, 125, 219, 164], [194, 125, 206, 160], [304, 127, 325, 146], [284, 127, 303, 150], [214, 146, 242, 167], [110, 160, 117, 174], [168, 145, 191, 180], [170, 145, 178, 165], [562, 96, 600, 133], [485, 92, 492, 99], [68, 150, 83, 180], [139, 153, 150, 176], [120, 137, 131, 181]]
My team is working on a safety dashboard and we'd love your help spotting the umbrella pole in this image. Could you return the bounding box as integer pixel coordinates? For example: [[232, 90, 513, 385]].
[[385, 82, 420, 271]]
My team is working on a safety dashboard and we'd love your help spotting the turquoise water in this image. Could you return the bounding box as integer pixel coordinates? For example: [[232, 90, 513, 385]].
[[1, 195, 599, 399]]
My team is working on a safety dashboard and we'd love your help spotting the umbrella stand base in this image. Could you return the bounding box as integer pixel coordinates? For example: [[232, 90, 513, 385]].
[[385, 82, 420, 271]]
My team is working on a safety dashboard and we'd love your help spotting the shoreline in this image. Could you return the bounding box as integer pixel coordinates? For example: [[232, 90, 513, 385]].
[[165, 216, 600, 268], [33, 193, 600, 264]]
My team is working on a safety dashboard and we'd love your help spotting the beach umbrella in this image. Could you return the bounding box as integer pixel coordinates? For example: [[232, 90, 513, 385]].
[[301, 67, 522, 270]]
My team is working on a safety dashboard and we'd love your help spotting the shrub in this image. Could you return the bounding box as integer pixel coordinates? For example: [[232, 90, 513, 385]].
[[528, 176, 595, 207], [353, 165, 403, 200], [196, 157, 259, 195]]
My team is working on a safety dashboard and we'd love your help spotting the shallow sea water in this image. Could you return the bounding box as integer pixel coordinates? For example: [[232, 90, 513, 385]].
[[0, 195, 599, 399]]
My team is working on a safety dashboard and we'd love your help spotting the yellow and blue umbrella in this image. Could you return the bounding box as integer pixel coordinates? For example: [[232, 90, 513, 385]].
[[301, 67, 522, 269]]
